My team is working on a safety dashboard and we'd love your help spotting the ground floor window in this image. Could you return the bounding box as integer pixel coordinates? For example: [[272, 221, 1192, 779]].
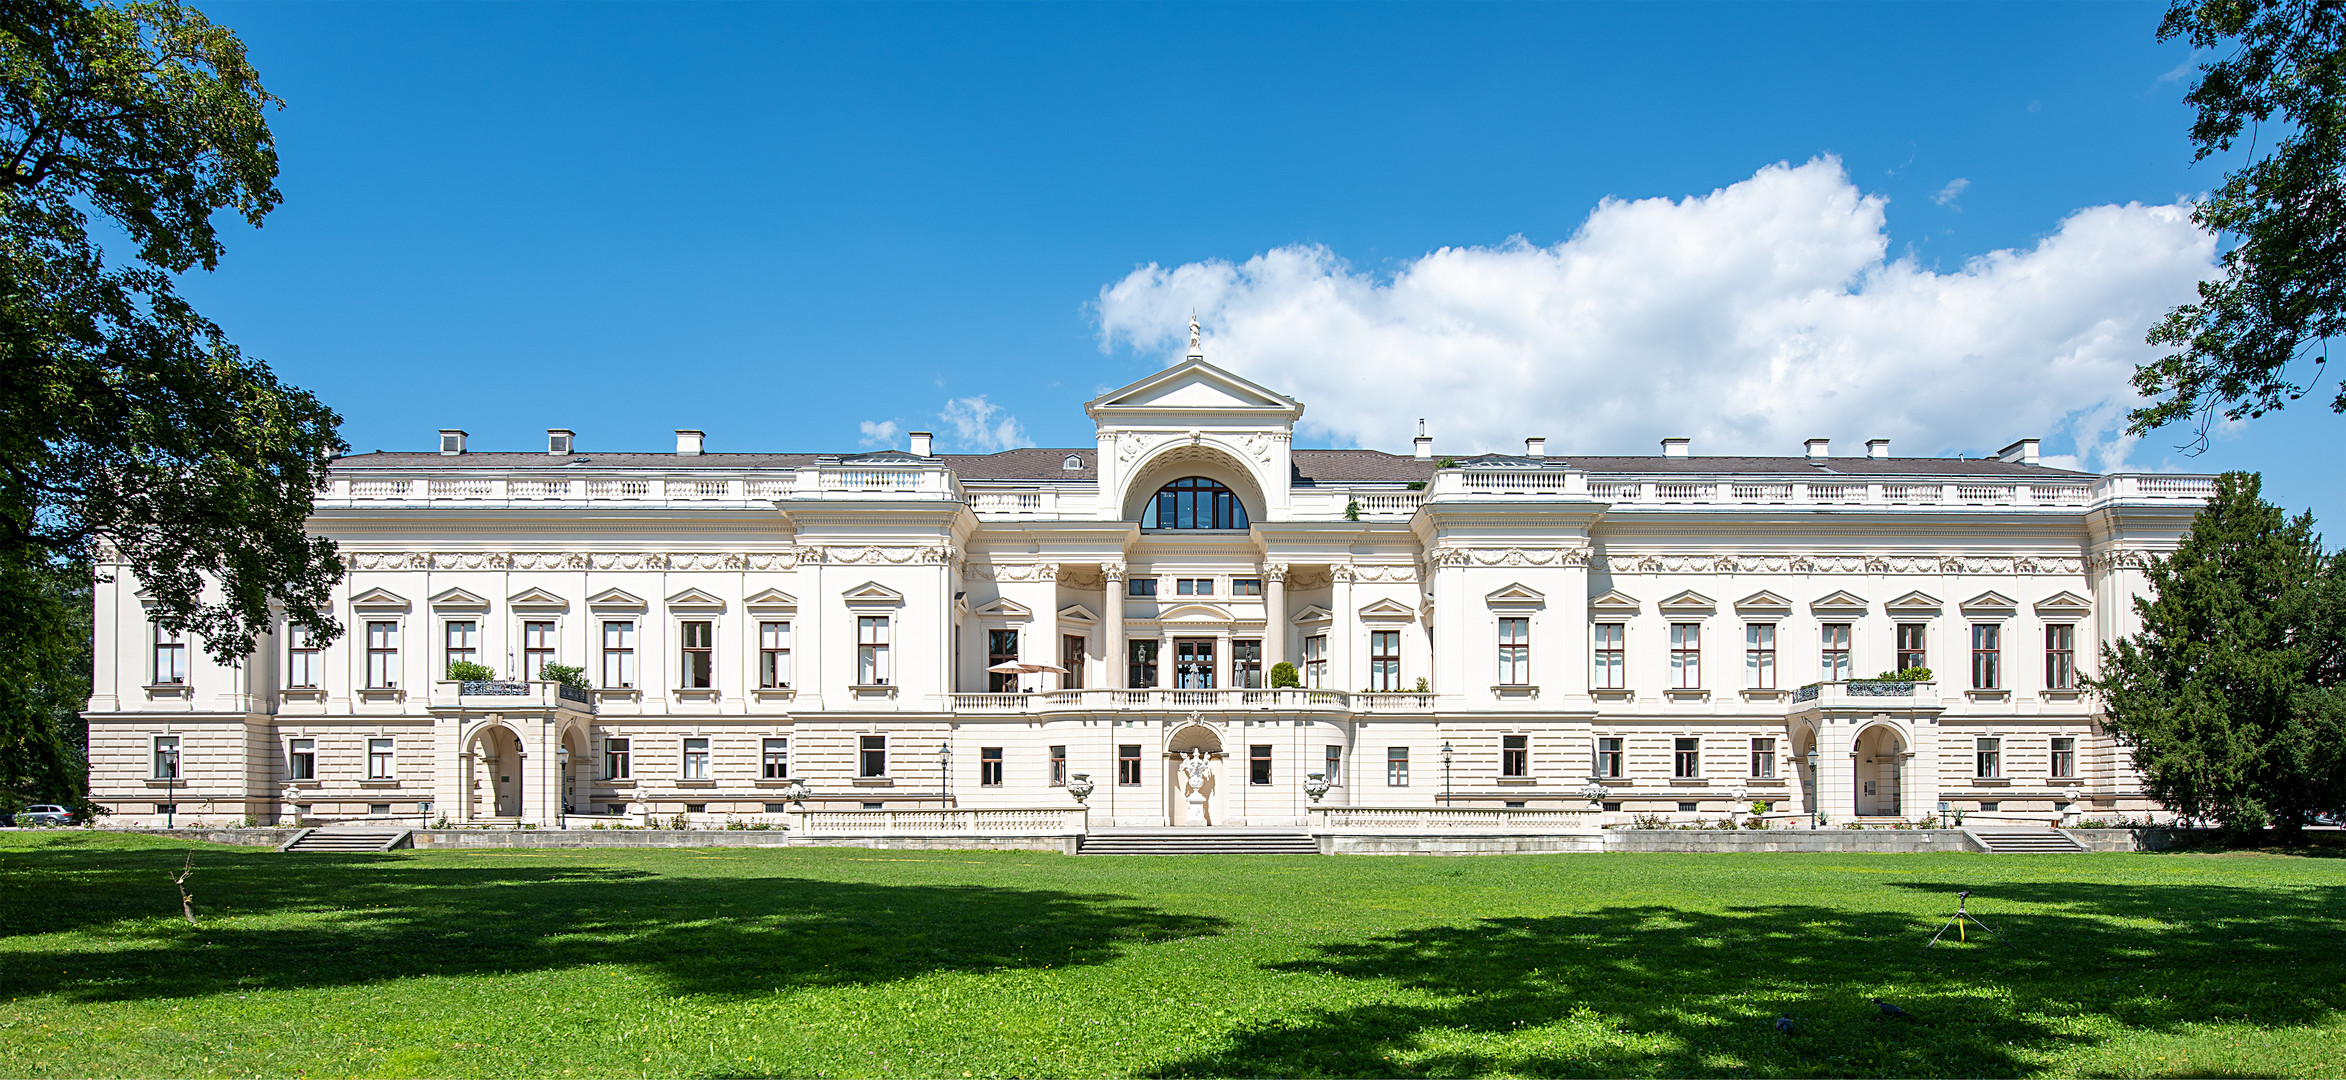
[[2051, 736, 2076, 779], [682, 737, 711, 780], [1249, 745, 1272, 785], [860, 735, 887, 778], [1118, 744, 1142, 785], [605, 738, 631, 780], [1750, 737, 1776, 779], [367, 737, 395, 780], [1976, 737, 2002, 779], [762, 738, 789, 779], [1673, 737, 1700, 778], [1502, 735, 1529, 777], [1324, 744, 1342, 785], [1595, 737, 1623, 778], [980, 747, 1004, 786], [1050, 744, 1067, 786], [1387, 746, 1409, 786]]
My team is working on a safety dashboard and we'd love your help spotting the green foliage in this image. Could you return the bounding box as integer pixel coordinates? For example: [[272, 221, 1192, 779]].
[[1267, 661, 1300, 689], [1436, 457, 1456, 468], [536, 662, 588, 689], [1343, 498, 1361, 521], [445, 661, 496, 682], [1404, 480, 1426, 491], [0, 551, 88, 810], [2091, 472, 2346, 836], [2135, 0, 2346, 436], [1870, 667, 1934, 682], [1414, 676, 1429, 692]]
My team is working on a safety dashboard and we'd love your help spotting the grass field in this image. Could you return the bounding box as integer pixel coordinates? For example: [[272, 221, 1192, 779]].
[[2, 833, 2344, 1078]]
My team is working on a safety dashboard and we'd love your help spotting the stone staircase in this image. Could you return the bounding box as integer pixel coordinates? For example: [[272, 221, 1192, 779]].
[[1964, 828, 2088, 853], [1076, 829, 1321, 856], [278, 828, 412, 853]]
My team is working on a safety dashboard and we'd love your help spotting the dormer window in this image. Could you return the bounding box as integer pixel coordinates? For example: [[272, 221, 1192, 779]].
[[1141, 476, 1249, 530], [1062, 455, 1083, 470]]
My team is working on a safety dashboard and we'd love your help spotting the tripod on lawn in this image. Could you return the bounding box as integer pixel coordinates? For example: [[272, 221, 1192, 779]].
[[1926, 890, 1999, 947]]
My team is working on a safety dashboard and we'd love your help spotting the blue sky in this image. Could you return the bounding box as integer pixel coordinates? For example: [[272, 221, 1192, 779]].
[[187, 2, 2340, 528]]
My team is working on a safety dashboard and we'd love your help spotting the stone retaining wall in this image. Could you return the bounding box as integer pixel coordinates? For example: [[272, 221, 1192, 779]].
[[1604, 829, 1976, 853], [1322, 833, 1608, 856]]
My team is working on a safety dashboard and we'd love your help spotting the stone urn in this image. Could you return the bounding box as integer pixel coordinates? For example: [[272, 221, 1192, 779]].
[[1727, 786, 1750, 827], [2060, 785, 2084, 827], [1066, 773, 1095, 805], [782, 778, 810, 806], [1580, 781, 1610, 809], [1303, 772, 1331, 804]]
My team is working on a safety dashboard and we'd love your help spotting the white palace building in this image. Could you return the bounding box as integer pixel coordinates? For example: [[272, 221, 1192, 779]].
[[84, 336, 2216, 833]]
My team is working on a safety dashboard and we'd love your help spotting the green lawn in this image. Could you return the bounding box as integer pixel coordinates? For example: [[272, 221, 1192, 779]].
[[3, 833, 2344, 1078]]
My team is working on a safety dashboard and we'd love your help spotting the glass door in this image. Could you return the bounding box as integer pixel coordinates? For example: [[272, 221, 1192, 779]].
[[1174, 639, 1217, 689]]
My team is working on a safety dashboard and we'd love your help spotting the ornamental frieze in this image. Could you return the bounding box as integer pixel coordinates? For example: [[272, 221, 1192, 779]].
[[1590, 553, 2088, 575], [1429, 547, 1592, 569], [816, 544, 956, 566], [965, 562, 1059, 582]]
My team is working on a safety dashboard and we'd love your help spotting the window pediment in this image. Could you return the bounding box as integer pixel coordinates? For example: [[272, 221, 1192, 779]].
[[843, 581, 904, 608], [1810, 590, 1869, 616], [1291, 603, 1334, 626], [2034, 591, 2092, 616], [1588, 589, 1641, 615], [666, 587, 726, 612], [744, 588, 798, 614], [973, 597, 1031, 619], [1056, 603, 1099, 626], [429, 587, 490, 611], [1158, 602, 1234, 623], [1734, 589, 1794, 615], [1885, 590, 1942, 615], [1485, 583, 1546, 607], [350, 587, 410, 613], [1658, 589, 1716, 615], [1960, 590, 2018, 616], [507, 587, 569, 612], [1357, 597, 1417, 621], [587, 587, 646, 612]]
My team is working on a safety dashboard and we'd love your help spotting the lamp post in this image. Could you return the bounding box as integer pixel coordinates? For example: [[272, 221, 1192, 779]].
[[938, 742, 953, 807], [163, 743, 180, 829], [1441, 741, 1454, 807], [1805, 748, 1820, 830], [556, 745, 571, 822]]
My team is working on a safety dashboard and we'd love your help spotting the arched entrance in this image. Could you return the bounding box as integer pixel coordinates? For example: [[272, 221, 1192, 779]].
[[1165, 722, 1225, 826], [1788, 723, 1818, 821], [1853, 723, 1907, 818], [560, 724, 593, 817], [467, 723, 525, 819]]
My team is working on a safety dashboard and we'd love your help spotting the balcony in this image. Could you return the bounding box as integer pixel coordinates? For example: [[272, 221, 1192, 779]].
[[945, 689, 1436, 715], [426, 680, 596, 714], [1787, 680, 1942, 710]]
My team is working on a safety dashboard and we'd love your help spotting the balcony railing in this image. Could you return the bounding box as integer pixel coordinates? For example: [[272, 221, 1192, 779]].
[[1308, 806, 1601, 832], [792, 808, 1088, 836], [946, 689, 1433, 714], [428, 680, 596, 712], [1788, 681, 1941, 708]]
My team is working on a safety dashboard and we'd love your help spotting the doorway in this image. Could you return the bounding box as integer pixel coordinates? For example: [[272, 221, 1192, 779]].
[[1854, 725, 1905, 817], [469, 725, 523, 818], [1174, 639, 1216, 689]]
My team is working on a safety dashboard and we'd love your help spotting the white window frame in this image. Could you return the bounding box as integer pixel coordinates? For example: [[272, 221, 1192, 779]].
[[152, 734, 181, 780], [681, 736, 712, 781], [758, 621, 792, 689], [601, 620, 636, 689], [1592, 623, 1625, 689], [857, 617, 892, 686], [762, 737, 789, 779], [285, 623, 320, 689], [366, 737, 396, 780], [1497, 617, 1530, 686], [1669, 623, 1701, 689], [364, 620, 401, 689], [1744, 623, 1776, 690], [859, 734, 888, 778], [287, 736, 315, 781], [152, 623, 188, 686], [604, 737, 632, 780]]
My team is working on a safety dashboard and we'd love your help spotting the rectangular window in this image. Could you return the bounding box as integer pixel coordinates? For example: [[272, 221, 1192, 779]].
[[1386, 746, 1410, 786], [522, 620, 556, 681], [1502, 734, 1529, 778], [679, 620, 713, 689], [365, 620, 399, 689], [1821, 622, 1853, 681], [758, 621, 791, 688], [1127, 577, 1158, 597], [1751, 737, 1777, 779], [1050, 745, 1067, 786], [1232, 578, 1263, 596], [1369, 630, 1401, 692], [604, 737, 631, 780], [1976, 737, 2002, 779], [762, 737, 789, 779], [285, 623, 320, 689], [859, 735, 887, 778], [444, 620, 478, 675], [1232, 639, 1263, 689], [1673, 736, 1700, 779], [1595, 737, 1624, 778], [1669, 623, 1702, 689], [1970, 624, 2001, 689], [601, 620, 635, 689], [1593, 623, 1625, 689], [1497, 617, 1530, 686], [980, 747, 1004, 786], [288, 737, 315, 781], [1118, 744, 1142, 785], [1175, 578, 1214, 596], [1173, 638, 1215, 689], [2046, 625, 2077, 689], [1895, 623, 1928, 672], [1249, 744, 1272, 785], [1744, 623, 1776, 690], [1304, 635, 1327, 689], [682, 737, 711, 780], [1061, 635, 1085, 689], [1127, 639, 1159, 688], [152, 734, 180, 780], [857, 617, 891, 685], [2050, 736, 2076, 778], [152, 624, 189, 685], [1325, 744, 1342, 785], [987, 628, 1020, 692], [367, 737, 395, 779]]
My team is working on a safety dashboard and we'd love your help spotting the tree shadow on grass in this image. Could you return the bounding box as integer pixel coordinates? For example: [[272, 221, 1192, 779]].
[[0, 839, 1222, 1003], [1151, 882, 2346, 1079]]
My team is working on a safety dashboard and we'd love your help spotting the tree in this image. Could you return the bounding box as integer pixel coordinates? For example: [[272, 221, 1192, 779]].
[[2136, 0, 2346, 441], [1, 0, 344, 806], [2091, 472, 2346, 838]]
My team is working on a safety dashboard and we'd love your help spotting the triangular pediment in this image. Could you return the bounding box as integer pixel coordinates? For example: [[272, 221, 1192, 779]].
[[973, 596, 1032, 618], [1291, 603, 1334, 626], [1485, 582, 1546, 606], [744, 587, 798, 613], [1158, 602, 1234, 623], [1658, 589, 1716, 614], [1357, 597, 1418, 620], [1810, 590, 1869, 616], [429, 587, 490, 610], [2034, 590, 2092, 615], [1085, 357, 1304, 418], [1885, 590, 1942, 614], [586, 587, 646, 611], [842, 581, 903, 606], [507, 587, 569, 612], [1056, 603, 1098, 626], [1735, 589, 1794, 614], [665, 587, 726, 611], [1960, 590, 2018, 615], [1589, 589, 1641, 614], [350, 586, 410, 612]]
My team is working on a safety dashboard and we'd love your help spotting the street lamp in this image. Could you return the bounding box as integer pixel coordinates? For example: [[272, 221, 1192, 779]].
[[556, 745, 571, 821], [938, 742, 953, 806], [163, 743, 180, 829], [1441, 741, 1454, 807], [1805, 748, 1820, 830]]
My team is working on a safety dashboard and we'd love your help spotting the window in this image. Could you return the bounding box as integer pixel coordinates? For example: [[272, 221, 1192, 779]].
[[369, 803, 390, 816], [522, 621, 556, 681], [1970, 624, 2001, 689], [2050, 736, 2076, 778], [1386, 746, 1410, 786], [1595, 737, 1624, 778], [1172, 636, 1213, 691], [1325, 744, 1342, 785], [152, 735, 179, 780], [679, 620, 713, 688], [1061, 635, 1086, 689], [2046, 625, 2077, 689], [1369, 630, 1401, 692], [1232, 639, 1262, 688], [601, 621, 636, 688], [1745, 623, 1776, 690], [1895, 623, 1928, 672], [1249, 744, 1272, 785], [980, 747, 1004, 786], [285, 623, 320, 689], [859, 735, 887, 778], [1498, 617, 1530, 685], [288, 737, 315, 781], [1669, 624, 1702, 688], [759, 622, 791, 688], [1502, 735, 1529, 778], [1175, 578, 1215, 596], [365, 620, 400, 689], [762, 737, 789, 779], [1976, 737, 2002, 779], [987, 629, 1020, 692], [1142, 476, 1250, 530], [1593, 623, 1625, 689], [1304, 635, 1327, 688], [1050, 745, 1067, 786], [604, 738, 631, 780], [1232, 578, 1263, 596], [857, 617, 891, 685], [152, 624, 188, 685], [1127, 639, 1159, 688], [1062, 454, 1083, 470], [682, 737, 711, 780], [367, 737, 395, 779], [1821, 622, 1852, 681], [1751, 737, 1777, 779], [1677, 802, 1699, 813], [1979, 801, 2000, 812], [1674, 737, 1700, 778], [1127, 577, 1158, 597], [1118, 744, 1142, 785], [444, 620, 478, 675]]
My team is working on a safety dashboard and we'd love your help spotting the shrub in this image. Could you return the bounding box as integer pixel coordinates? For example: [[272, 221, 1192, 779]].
[[1871, 667, 1933, 682], [1414, 677, 1430, 693], [446, 660, 497, 682], [1344, 499, 1361, 521], [538, 663, 588, 689], [1268, 662, 1301, 689]]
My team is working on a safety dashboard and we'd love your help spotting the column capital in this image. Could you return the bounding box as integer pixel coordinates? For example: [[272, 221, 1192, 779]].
[[1101, 561, 1126, 582], [1330, 563, 1357, 583], [1262, 562, 1290, 582]]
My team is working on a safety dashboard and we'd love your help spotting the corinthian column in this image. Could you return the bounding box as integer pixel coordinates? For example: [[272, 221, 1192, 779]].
[[1102, 562, 1125, 689], [1331, 563, 1355, 692], [1263, 563, 1289, 670]]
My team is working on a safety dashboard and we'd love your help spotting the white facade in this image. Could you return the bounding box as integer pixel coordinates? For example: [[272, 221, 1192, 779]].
[[84, 347, 2213, 828]]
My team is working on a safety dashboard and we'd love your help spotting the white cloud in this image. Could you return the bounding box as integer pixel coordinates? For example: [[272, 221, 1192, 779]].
[[857, 419, 900, 449], [938, 396, 1028, 453], [1932, 177, 1970, 206], [1094, 157, 2216, 472]]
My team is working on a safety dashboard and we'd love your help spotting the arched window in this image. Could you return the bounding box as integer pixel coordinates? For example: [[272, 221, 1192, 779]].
[[1142, 476, 1250, 530]]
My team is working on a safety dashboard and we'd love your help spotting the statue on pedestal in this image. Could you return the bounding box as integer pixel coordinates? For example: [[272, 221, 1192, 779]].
[[1178, 748, 1214, 826]]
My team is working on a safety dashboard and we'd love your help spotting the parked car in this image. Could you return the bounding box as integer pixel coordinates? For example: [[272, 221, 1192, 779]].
[[18, 804, 77, 827]]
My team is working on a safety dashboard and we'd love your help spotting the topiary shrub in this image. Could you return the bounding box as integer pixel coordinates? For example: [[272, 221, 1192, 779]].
[[446, 660, 496, 682], [538, 662, 588, 689], [1268, 662, 1301, 689]]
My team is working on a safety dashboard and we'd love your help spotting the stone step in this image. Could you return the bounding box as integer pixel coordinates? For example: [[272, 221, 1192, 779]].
[[281, 829, 409, 853], [1968, 829, 2087, 853], [1077, 832, 1320, 856]]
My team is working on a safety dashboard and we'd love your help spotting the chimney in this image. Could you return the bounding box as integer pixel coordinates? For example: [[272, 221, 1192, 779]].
[[1525, 436, 1547, 458], [1997, 438, 2040, 465], [547, 429, 574, 456], [438, 429, 467, 456], [1804, 438, 1830, 459], [908, 430, 933, 456], [1661, 437, 1691, 458], [1413, 419, 1433, 460], [675, 429, 704, 456], [1867, 438, 1891, 460]]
